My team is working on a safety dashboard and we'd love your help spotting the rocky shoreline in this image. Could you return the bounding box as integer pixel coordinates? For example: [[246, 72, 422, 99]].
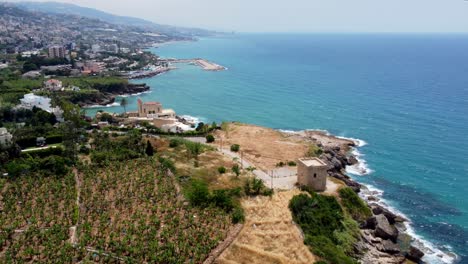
[[295, 130, 426, 264], [78, 83, 150, 108]]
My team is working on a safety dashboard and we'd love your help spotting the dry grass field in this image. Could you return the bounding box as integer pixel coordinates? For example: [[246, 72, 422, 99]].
[[216, 190, 317, 264]]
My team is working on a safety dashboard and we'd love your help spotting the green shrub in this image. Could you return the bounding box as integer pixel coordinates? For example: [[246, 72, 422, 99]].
[[231, 206, 245, 224], [232, 164, 240, 177], [230, 144, 240, 152], [289, 192, 358, 264], [244, 178, 273, 196], [211, 189, 234, 211], [158, 157, 176, 173], [79, 145, 90, 154], [339, 187, 372, 223], [276, 161, 285, 167], [218, 166, 227, 174], [306, 145, 323, 157], [305, 235, 356, 264], [186, 180, 210, 207], [288, 161, 297, 166], [46, 135, 63, 144], [205, 134, 215, 143], [334, 217, 360, 254], [169, 138, 180, 148]]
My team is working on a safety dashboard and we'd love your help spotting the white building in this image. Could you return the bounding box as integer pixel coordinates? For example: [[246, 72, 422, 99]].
[[91, 44, 101, 53], [0, 128, 13, 146], [17, 93, 64, 122]]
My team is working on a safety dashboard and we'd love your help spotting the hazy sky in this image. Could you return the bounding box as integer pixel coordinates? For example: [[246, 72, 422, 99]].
[[7, 0, 468, 32]]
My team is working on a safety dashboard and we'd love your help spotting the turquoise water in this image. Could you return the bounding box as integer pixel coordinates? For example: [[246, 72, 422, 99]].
[[88, 34, 468, 263]]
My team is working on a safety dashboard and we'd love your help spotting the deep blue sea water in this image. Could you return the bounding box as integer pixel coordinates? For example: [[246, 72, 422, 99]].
[[88, 34, 468, 263]]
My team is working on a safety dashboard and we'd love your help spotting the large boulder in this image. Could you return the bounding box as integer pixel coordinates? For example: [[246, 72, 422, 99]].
[[406, 246, 424, 263], [330, 173, 361, 192], [371, 204, 406, 224], [347, 155, 359, 165], [381, 240, 401, 254], [375, 214, 398, 242], [362, 216, 377, 230], [331, 157, 343, 170]]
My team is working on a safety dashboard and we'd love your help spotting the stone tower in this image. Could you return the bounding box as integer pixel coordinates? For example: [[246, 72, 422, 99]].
[[297, 157, 328, 192]]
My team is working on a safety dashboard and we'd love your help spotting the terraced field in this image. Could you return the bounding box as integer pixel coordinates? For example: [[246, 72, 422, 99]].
[[216, 190, 317, 264]]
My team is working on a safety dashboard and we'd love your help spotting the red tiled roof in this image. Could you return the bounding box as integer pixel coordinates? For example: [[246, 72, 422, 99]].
[[45, 79, 61, 84]]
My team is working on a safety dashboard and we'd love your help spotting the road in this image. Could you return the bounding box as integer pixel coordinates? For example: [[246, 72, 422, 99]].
[[185, 137, 297, 189]]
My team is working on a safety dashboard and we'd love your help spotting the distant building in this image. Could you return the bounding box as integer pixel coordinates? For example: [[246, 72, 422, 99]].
[[91, 44, 100, 53], [297, 157, 328, 192], [48, 46, 65, 59], [17, 93, 64, 122], [138, 99, 162, 118], [125, 98, 177, 129], [44, 79, 63, 91], [21, 50, 40, 58], [107, 44, 118, 53], [22, 70, 41, 79], [68, 42, 76, 51], [0, 128, 13, 147], [36, 137, 46, 147]]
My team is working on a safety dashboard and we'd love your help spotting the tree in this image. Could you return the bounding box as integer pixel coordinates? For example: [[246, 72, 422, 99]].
[[230, 144, 240, 152], [232, 164, 240, 177], [99, 113, 113, 123], [23, 62, 38, 72], [205, 134, 215, 143], [196, 122, 205, 132], [217, 166, 226, 174], [120, 98, 128, 115], [145, 140, 154, 156]]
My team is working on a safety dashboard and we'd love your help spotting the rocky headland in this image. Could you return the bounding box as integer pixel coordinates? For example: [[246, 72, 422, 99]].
[[78, 83, 149, 107], [297, 130, 426, 264]]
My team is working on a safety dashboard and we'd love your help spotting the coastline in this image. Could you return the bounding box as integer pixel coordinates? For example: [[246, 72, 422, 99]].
[[86, 36, 463, 263], [79, 83, 150, 108], [281, 129, 457, 264]]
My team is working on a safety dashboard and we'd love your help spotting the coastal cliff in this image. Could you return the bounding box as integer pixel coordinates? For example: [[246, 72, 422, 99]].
[[76, 83, 149, 107], [299, 130, 425, 264]]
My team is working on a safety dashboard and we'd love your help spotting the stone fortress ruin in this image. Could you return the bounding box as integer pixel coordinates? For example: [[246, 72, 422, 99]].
[[297, 157, 328, 192]]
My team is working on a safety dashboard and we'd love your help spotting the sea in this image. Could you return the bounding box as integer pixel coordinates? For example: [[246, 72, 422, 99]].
[[86, 34, 468, 263]]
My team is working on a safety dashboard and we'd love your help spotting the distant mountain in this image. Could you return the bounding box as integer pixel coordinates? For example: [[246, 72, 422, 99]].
[[15, 1, 215, 37]]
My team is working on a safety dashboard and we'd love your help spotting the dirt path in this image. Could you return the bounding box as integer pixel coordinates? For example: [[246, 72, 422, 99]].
[[215, 190, 317, 264], [69, 168, 82, 245]]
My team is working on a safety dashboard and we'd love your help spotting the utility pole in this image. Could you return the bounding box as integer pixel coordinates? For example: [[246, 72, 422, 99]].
[[240, 151, 243, 170], [270, 170, 273, 189]]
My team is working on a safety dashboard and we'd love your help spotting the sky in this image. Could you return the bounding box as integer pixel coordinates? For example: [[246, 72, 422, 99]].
[[6, 0, 468, 33]]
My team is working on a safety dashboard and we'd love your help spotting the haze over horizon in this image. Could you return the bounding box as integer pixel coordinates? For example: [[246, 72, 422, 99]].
[[4, 0, 468, 33]]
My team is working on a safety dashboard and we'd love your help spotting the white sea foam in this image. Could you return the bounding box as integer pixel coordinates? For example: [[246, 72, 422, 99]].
[[345, 148, 374, 176], [178, 115, 208, 125], [334, 135, 369, 147], [117, 91, 151, 98], [84, 102, 120, 108], [277, 129, 300, 134]]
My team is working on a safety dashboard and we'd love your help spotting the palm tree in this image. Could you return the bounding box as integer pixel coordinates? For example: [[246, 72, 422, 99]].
[[120, 98, 128, 115]]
